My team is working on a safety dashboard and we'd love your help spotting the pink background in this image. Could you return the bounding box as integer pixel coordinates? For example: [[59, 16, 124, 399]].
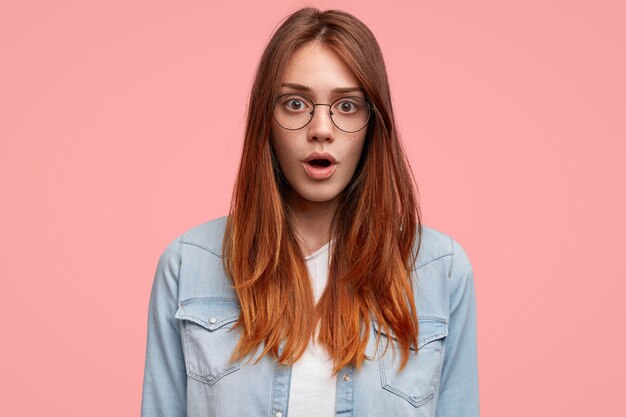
[[1, 1, 624, 416]]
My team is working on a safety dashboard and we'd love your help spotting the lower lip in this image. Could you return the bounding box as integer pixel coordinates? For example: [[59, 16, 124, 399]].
[[303, 161, 337, 180]]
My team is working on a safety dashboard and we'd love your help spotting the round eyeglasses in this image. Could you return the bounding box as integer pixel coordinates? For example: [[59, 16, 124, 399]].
[[273, 93, 373, 133]]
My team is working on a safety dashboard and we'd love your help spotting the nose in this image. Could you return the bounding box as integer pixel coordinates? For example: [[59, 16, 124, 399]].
[[307, 104, 334, 142]]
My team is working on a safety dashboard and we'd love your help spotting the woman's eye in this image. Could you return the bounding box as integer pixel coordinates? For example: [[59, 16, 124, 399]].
[[282, 97, 309, 112], [336, 100, 358, 113]]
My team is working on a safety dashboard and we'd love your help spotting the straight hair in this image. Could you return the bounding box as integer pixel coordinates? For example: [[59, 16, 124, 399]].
[[222, 7, 423, 374]]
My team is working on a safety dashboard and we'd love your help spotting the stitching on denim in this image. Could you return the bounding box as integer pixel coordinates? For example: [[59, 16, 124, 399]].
[[181, 320, 191, 377], [379, 338, 438, 407], [373, 315, 447, 325], [180, 240, 222, 258], [187, 364, 241, 386], [380, 356, 387, 386], [418, 333, 448, 349], [284, 364, 292, 417], [374, 318, 448, 350], [413, 253, 453, 271], [448, 236, 455, 279], [348, 364, 355, 417], [381, 376, 434, 407], [180, 297, 239, 304], [269, 360, 279, 417], [176, 313, 239, 330], [186, 371, 208, 385], [416, 315, 448, 324]]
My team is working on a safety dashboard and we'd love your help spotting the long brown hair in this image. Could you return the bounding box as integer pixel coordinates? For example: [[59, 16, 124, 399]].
[[222, 7, 423, 374]]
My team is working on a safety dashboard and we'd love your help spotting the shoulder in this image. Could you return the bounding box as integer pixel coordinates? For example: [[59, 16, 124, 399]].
[[155, 216, 228, 271], [167, 215, 229, 258], [158, 216, 233, 300], [414, 224, 471, 274], [410, 224, 474, 319], [413, 225, 453, 271]]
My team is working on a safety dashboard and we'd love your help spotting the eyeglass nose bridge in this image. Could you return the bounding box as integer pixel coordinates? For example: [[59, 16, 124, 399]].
[[308, 103, 335, 118]]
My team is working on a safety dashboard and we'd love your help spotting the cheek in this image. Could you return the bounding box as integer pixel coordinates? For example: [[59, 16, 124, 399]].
[[270, 133, 300, 170], [346, 135, 367, 167]]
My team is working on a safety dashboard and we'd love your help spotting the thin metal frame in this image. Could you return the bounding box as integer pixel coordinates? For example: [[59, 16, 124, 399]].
[[273, 93, 374, 133]]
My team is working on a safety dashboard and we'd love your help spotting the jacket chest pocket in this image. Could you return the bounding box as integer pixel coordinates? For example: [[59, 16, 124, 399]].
[[373, 316, 448, 408], [175, 298, 242, 385]]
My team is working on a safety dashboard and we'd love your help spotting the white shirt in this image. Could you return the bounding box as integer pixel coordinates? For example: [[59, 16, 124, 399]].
[[287, 239, 336, 417]]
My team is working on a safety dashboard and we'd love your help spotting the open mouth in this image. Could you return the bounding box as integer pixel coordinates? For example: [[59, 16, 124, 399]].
[[307, 159, 332, 168], [303, 158, 336, 180]]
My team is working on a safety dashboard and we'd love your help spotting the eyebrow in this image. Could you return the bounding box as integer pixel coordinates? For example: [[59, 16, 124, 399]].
[[280, 82, 364, 95]]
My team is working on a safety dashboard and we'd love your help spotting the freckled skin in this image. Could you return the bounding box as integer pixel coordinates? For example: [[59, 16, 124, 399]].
[[270, 41, 368, 208]]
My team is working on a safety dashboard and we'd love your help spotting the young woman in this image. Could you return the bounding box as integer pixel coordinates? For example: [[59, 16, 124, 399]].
[[141, 7, 479, 417]]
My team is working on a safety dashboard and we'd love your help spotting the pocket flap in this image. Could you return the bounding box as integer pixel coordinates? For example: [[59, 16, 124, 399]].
[[372, 316, 448, 349], [175, 298, 240, 331]]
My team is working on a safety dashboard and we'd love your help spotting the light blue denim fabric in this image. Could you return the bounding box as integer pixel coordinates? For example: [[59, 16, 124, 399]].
[[140, 215, 479, 417]]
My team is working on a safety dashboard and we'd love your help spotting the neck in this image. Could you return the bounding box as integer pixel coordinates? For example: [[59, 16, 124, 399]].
[[285, 189, 338, 257]]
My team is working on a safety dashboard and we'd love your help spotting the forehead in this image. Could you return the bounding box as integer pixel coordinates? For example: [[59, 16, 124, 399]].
[[281, 42, 361, 93]]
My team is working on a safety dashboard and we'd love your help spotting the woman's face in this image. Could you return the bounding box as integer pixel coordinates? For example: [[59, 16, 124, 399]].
[[270, 41, 368, 207]]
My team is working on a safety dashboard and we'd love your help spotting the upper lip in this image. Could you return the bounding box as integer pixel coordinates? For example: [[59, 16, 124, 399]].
[[303, 151, 337, 164]]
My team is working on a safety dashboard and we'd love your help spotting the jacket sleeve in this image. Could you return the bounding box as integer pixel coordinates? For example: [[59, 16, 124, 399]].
[[140, 237, 187, 417], [436, 237, 480, 417]]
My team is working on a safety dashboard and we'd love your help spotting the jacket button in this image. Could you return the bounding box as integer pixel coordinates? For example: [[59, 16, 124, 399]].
[[208, 317, 217, 324], [281, 361, 288, 366], [342, 373, 351, 382], [275, 412, 283, 417]]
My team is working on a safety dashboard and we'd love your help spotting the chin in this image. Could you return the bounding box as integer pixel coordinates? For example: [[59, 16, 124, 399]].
[[306, 195, 338, 203], [295, 188, 341, 204]]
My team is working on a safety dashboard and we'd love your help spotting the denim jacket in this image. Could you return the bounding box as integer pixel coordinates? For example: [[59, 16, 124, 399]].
[[140, 216, 479, 417]]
